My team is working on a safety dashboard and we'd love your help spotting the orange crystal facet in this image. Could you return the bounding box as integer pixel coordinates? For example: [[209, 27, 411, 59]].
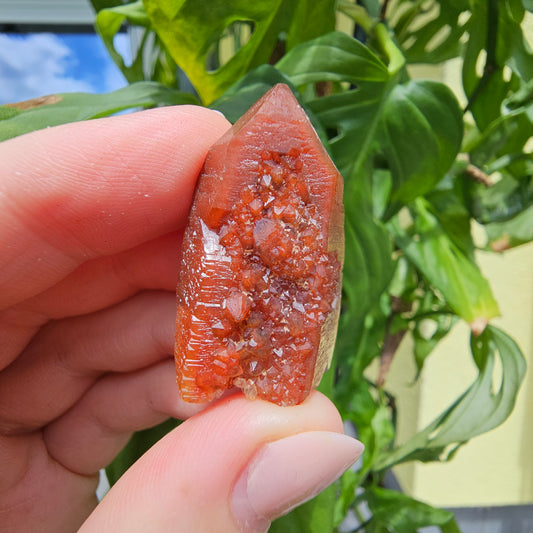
[[175, 84, 344, 406]]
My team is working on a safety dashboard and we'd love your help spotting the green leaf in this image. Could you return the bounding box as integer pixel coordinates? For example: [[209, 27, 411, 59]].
[[463, 0, 533, 130], [467, 111, 530, 170], [374, 325, 526, 470], [359, 0, 382, 18], [0, 82, 198, 142], [285, 0, 336, 50], [95, 0, 150, 83], [391, 0, 470, 65], [438, 325, 526, 444], [270, 485, 336, 533], [281, 35, 462, 216], [143, 0, 295, 104], [334, 171, 394, 395], [413, 312, 459, 374], [342, 168, 395, 320], [309, 84, 389, 178], [335, 313, 387, 408], [0, 106, 21, 121], [379, 80, 464, 216], [502, 1, 533, 82], [389, 198, 499, 326], [211, 65, 330, 149], [276, 31, 397, 316], [210, 65, 293, 123], [277, 30, 390, 86], [95, 1, 178, 87], [485, 203, 533, 250], [334, 469, 359, 527], [426, 186, 476, 262], [366, 487, 461, 533], [466, 173, 532, 225], [277, 29, 403, 183], [89, 0, 123, 12], [106, 418, 181, 485], [364, 401, 396, 468]]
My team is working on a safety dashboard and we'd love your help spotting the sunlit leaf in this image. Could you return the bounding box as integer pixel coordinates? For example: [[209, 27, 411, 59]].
[[94, 0, 179, 87], [0, 82, 198, 142], [143, 0, 295, 104], [389, 198, 499, 326]]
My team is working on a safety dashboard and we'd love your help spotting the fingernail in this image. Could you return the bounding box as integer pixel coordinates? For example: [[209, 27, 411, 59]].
[[232, 431, 364, 532], [211, 109, 228, 119]]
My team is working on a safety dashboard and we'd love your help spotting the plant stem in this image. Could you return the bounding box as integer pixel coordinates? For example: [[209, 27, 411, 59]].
[[378, 329, 407, 387], [377, 297, 411, 387], [315, 81, 333, 97], [458, 153, 493, 186], [379, 0, 391, 21], [268, 39, 286, 65], [465, 163, 493, 187]]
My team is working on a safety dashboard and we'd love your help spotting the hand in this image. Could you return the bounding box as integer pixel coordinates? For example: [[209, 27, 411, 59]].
[[0, 107, 363, 533]]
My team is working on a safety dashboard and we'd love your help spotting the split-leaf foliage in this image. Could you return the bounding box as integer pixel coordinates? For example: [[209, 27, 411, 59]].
[[1, 1, 531, 531]]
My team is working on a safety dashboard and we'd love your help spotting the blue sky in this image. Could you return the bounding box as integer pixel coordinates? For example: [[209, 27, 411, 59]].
[[0, 32, 129, 105]]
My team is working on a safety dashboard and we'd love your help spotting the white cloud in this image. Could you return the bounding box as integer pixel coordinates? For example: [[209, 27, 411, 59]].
[[0, 33, 95, 104]]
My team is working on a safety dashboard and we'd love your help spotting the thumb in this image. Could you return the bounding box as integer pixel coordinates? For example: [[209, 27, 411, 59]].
[[80, 391, 363, 533]]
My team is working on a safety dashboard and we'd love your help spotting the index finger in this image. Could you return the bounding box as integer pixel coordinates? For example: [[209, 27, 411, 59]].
[[0, 106, 230, 309]]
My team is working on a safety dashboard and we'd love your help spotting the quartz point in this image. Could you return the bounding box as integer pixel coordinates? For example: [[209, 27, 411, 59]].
[[175, 84, 344, 406]]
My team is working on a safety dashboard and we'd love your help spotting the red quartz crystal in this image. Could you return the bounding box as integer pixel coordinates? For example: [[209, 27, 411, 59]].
[[175, 84, 344, 406]]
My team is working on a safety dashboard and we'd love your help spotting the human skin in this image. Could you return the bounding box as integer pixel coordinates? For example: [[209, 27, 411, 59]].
[[0, 106, 362, 533]]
